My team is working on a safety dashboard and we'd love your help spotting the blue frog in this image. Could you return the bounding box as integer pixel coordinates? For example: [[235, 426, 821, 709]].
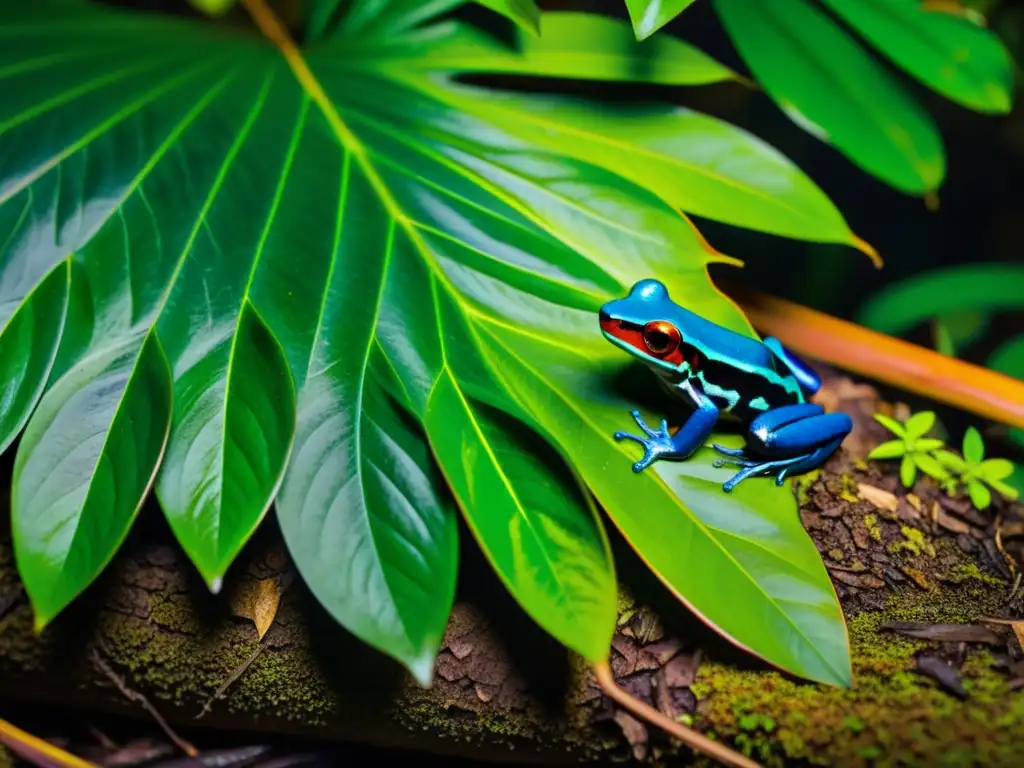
[[599, 279, 852, 492]]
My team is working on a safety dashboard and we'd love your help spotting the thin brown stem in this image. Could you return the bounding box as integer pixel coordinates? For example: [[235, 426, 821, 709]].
[[592, 661, 763, 768]]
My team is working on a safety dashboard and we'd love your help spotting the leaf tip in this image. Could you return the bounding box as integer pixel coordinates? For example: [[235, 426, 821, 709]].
[[851, 235, 883, 269], [407, 652, 437, 688], [208, 575, 225, 595]]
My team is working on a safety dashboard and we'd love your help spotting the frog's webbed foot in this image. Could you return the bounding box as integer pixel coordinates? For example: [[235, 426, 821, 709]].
[[614, 409, 678, 473], [710, 439, 845, 492]]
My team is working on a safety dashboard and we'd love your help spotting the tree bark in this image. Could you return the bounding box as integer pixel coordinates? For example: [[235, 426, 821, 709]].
[[2, 374, 1024, 767]]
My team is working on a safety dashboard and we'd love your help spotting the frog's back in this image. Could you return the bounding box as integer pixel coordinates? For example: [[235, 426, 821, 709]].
[[673, 308, 805, 419]]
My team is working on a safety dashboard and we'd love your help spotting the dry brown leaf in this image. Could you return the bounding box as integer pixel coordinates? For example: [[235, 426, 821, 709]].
[[858, 483, 899, 513], [935, 509, 973, 535], [230, 577, 281, 640]]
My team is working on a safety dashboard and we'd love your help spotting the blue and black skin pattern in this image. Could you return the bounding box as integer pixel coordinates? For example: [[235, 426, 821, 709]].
[[599, 279, 852, 492]]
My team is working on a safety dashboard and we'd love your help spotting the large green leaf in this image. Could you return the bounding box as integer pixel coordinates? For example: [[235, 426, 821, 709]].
[[12, 331, 172, 629], [819, 0, 1013, 114], [426, 368, 617, 663], [0, 0, 849, 685], [714, 0, 945, 195], [0, 259, 69, 456], [157, 300, 297, 592], [474, 301, 852, 687], [856, 264, 1024, 335], [407, 14, 864, 250], [626, 0, 699, 40], [384, 12, 739, 86]]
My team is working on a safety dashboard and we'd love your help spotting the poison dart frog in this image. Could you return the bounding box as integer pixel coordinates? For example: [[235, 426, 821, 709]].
[[599, 279, 852, 492]]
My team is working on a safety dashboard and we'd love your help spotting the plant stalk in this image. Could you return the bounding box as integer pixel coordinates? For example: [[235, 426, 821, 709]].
[[727, 285, 1024, 431], [591, 661, 763, 768], [0, 718, 99, 768]]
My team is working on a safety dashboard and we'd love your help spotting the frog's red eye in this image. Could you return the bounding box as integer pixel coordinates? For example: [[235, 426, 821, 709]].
[[642, 321, 681, 356]]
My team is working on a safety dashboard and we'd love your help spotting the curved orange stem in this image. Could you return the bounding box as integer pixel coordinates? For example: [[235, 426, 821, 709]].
[[727, 285, 1024, 430], [592, 661, 763, 768]]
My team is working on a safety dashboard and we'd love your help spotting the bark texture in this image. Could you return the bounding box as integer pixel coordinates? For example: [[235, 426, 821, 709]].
[[2, 374, 1024, 768]]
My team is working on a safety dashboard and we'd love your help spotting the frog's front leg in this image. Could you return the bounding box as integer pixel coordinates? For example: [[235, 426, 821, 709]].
[[711, 403, 852, 492], [614, 380, 719, 473]]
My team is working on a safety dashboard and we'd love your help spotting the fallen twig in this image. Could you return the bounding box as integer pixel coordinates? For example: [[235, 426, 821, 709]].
[[195, 639, 268, 720], [88, 647, 198, 759]]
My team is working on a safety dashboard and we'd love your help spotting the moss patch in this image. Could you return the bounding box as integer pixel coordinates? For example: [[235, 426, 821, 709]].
[[691, 583, 1024, 767]]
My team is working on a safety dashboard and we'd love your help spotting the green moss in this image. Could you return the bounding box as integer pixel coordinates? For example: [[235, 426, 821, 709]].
[[691, 584, 1024, 767], [839, 474, 860, 503], [945, 563, 1004, 587], [796, 469, 822, 506], [889, 526, 936, 558], [863, 514, 882, 542]]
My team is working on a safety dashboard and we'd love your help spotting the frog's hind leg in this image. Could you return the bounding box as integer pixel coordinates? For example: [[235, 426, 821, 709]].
[[764, 337, 821, 397], [711, 404, 852, 492]]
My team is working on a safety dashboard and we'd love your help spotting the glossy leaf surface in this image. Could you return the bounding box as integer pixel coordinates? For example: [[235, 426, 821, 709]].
[[626, 0, 699, 40], [0, 0, 850, 685], [475, 309, 852, 687], [819, 0, 1013, 114], [158, 301, 296, 592], [0, 260, 69, 457], [12, 332, 172, 629], [714, 0, 945, 194], [476, 0, 541, 34], [426, 368, 617, 663]]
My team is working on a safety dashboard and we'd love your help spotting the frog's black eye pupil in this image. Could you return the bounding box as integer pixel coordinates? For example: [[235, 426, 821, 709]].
[[642, 321, 680, 355], [647, 331, 670, 351]]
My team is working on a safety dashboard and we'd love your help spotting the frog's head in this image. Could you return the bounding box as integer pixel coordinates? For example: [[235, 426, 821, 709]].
[[599, 279, 685, 368]]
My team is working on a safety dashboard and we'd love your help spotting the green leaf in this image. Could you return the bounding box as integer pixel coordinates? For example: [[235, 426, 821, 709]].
[[12, 332, 173, 630], [307, 0, 463, 42], [872, 414, 907, 438], [0, 260, 70, 457], [914, 438, 945, 452], [278, 357, 458, 685], [187, 0, 238, 17], [426, 368, 617, 663], [1, 0, 849, 684], [900, 455, 917, 487], [967, 479, 992, 510], [411, 13, 737, 85], [934, 449, 968, 472], [857, 264, 1024, 336], [913, 452, 949, 480], [478, 320, 851, 687], [714, 0, 945, 194], [988, 478, 1020, 502], [978, 458, 1015, 482], [157, 301, 297, 592], [819, 0, 1013, 114], [904, 411, 936, 440], [961, 426, 985, 464], [988, 335, 1024, 380], [476, 0, 541, 35], [626, 0, 699, 40], [867, 440, 906, 460]]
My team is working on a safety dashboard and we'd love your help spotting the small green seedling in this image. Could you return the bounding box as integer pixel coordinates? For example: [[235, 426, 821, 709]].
[[934, 427, 1020, 510], [868, 411, 949, 487]]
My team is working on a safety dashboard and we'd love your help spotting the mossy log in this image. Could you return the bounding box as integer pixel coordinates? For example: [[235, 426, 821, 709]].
[[2, 375, 1024, 768]]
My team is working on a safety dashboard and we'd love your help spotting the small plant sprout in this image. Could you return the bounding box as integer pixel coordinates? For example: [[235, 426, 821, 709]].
[[934, 427, 1020, 510], [868, 411, 950, 488]]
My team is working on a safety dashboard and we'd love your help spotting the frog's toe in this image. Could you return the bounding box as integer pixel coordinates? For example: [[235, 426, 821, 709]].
[[711, 443, 748, 458], [614, 430, 643, 445]]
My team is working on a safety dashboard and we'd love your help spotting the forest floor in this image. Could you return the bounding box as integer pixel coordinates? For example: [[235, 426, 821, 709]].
[[2, 370, 1024, 768]]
